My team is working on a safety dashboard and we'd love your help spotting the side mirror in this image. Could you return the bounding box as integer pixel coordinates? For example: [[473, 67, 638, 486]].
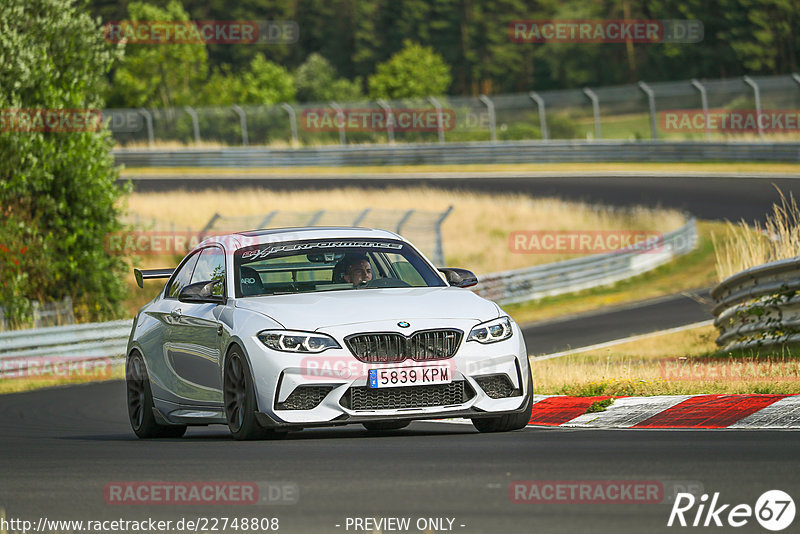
[[178, 280, 226, 304], [439, 268, 478, 288]]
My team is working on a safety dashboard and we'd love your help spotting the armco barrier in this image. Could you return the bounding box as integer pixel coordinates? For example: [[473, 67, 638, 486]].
[[0, 320, 132, 373], [475, 218, 697, 305], [0, 218, 697, 364], [112, 141, 800, 168], [712, 257, 800, 350]]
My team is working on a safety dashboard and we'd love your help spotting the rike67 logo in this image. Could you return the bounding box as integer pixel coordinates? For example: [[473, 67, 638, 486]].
[[668, 490, 795, 531]]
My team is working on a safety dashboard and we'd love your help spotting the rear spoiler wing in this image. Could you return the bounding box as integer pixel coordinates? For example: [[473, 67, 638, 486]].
[[134, 268, 174, 288]]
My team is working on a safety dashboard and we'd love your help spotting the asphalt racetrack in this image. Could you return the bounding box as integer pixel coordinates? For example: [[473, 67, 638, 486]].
[[125, 173, 800, 222], [1, 380, 799, 534], [521, 289, 712, 356], [3, 173, 799, 533]]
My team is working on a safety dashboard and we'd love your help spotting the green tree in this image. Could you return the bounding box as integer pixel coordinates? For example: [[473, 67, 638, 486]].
[[368, 40, 452, 98], [106, 0, 208, 108], [237, 54, 296, 104], [718, 0, 798, 73], [295, 53, 363, 102], [0, 0, 128, 326], [198, 54, 295, 105], [88, 0, 800, 103]]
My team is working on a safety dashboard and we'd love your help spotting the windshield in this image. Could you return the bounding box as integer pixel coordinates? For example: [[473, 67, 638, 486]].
[[233, 238, 446, 297]]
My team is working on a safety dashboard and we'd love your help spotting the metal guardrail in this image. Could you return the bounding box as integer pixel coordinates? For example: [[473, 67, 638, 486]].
[[0, 320, 132, 373], [712, 257, 800, 351], [474, 218, 697, 305], [112, 141, 800, 167], [0, 219, 697, 367]]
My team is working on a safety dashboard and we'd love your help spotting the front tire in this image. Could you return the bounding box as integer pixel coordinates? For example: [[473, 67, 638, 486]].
[[224, 346, 287, 441], [471, 368, 533, 433], [127, 352, 187, 439]]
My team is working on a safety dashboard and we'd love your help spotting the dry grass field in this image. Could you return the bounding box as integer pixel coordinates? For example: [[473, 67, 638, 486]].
[[124, 187, 685, 274], [122, 187, 685, 315], [714, 189, 800, 280]]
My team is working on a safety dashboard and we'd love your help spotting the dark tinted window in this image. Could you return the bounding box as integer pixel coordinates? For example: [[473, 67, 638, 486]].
[[234, 239, 445, 297]]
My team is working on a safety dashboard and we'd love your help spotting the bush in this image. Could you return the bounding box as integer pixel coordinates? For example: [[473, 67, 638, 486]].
[[295, 53, 363, 103], [0, 0, 129, 327], [368, 40, 452, 99]]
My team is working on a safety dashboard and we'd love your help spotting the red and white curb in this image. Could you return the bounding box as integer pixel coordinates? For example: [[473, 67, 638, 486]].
[[435, 394, 800, 429], [527, 394, 800, 429]]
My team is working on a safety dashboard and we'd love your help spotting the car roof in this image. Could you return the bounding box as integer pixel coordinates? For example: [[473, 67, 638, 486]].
[[198, 226, 405, 250]]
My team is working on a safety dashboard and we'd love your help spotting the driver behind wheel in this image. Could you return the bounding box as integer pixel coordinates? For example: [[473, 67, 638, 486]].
[[338, 254, 373, 287]]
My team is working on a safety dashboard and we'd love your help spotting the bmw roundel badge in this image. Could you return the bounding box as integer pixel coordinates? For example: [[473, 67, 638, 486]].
[[397, 321, 410, 328]]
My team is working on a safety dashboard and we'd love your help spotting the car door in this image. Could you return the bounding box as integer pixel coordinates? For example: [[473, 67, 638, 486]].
[[165, 245, 226, 405], [144, 250, 200, 402]]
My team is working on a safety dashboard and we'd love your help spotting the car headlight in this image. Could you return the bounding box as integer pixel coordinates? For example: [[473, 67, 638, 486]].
[[257, 330, 341, 353], [466, 317, 513, 344]]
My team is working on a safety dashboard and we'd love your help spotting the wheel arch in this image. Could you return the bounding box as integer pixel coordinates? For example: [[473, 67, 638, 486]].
[[222, 338, 263, 411], [126, 345, 144, 372]]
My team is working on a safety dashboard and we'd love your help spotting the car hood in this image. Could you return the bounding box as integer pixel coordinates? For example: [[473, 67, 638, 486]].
[[234, 287, 500, 330]]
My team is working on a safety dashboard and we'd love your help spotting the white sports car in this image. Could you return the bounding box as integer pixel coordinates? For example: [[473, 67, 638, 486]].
[[126, 227, 533, 440]]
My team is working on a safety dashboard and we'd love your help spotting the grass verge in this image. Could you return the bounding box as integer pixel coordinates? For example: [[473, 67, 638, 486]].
[[714, 189, 800, 280], [531, 323, 800, 396], [0, 365, 124, 395]]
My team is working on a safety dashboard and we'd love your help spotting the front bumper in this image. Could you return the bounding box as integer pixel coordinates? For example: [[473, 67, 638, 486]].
[[241, 318, 531, 429], [255, 399, 533, 430]]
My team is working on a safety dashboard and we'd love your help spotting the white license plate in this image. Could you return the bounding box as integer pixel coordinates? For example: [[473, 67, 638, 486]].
[[368, 365, 452, 389]]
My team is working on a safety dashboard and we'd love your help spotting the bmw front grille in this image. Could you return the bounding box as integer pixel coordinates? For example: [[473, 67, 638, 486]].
[[344, 329, 463, 363]]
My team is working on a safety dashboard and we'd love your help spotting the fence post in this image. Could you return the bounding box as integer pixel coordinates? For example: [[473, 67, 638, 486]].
[[428, 96, 446, 143], [479, 95, 497, 142], [376, 99, 395, 144], [258, 211, 278, 228], [280, 103, 298, 146], [232, 105, 249, 146], [395, 210, 415, 234], [138, 108, 154, 147], [199, 213, 221, 240], [690, 79, 710, 140], [61, 296, 75, 326], [743, 75, 763, 139], [31, 300, 41, 329], [352, 209, 371, 226], [184, 106, 201, 145], [434, 206, 454, 266], [637, 81, 658, 140], [582, 88, 602, 140], [528, 91, 548, 140], [330, 101, 346, 145], [307, 210, 325, 225]]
